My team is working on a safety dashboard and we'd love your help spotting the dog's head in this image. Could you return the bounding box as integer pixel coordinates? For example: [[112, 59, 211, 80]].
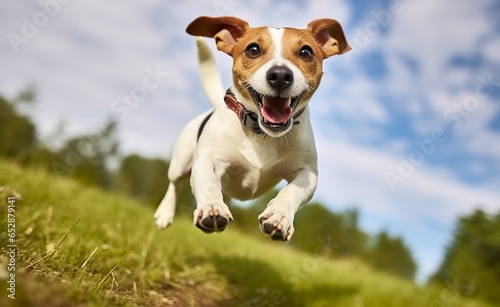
[[187, 16, 350, 137]]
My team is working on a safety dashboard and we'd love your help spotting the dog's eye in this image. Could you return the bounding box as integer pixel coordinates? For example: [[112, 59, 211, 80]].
[[299, 46, 314, 61], [245, 43, 262, 58]]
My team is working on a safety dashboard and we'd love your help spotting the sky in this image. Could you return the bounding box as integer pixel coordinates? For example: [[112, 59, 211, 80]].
[[1, 0, 499, 282]]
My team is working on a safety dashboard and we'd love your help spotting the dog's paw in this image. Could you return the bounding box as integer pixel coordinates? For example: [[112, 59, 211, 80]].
[[154, 205, 175, 229], [194, 203, 233, 233], [258, 206, 295, 241]]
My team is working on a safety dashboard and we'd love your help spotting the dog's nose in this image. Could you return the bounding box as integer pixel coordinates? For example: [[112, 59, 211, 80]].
[[266, 66, 294, 91]]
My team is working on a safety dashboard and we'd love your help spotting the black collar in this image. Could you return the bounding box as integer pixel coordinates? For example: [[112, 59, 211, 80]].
[[223, 89, 304, 135]]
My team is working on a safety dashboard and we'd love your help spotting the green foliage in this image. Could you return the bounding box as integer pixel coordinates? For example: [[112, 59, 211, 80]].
[[365, 231, 417, 280], [114, 154, 195, 210], [293, 205, 369, 258], [52, 120, 119, 189], [0, 91, 120, 189], [0, 95, 36, 160], [431, 209, 500, 304], [116, 154, 169, 205]]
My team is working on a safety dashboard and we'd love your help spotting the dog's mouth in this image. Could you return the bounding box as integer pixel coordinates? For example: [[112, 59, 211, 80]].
[[249, 87, 302, 131]]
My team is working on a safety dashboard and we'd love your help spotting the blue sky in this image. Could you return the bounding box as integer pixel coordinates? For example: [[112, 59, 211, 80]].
[[1, 0, 499, 282]]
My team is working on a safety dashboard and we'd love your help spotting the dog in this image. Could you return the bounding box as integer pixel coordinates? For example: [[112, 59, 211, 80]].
[[154, 16, 350, 241]]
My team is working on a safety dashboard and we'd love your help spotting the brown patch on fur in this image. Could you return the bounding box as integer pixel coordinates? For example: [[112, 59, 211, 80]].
[[229, 27, 274, 100], [282, 28, 325, 102]]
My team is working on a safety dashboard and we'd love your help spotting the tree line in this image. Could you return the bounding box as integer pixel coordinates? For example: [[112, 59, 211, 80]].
[[1, 89, 499, 303]]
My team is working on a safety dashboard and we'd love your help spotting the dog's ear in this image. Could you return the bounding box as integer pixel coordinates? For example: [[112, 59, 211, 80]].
[[307, 19, 351, 58], [186, 16, 249, 56]]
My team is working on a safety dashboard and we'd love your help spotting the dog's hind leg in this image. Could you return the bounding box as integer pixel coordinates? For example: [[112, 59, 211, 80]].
[[154, 180, 183, 229], [154, 148, 192, 229], [154, 110, 213, 229]]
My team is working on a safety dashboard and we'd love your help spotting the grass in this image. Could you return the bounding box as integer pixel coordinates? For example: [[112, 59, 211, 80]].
[[0, 159, 493, 307]]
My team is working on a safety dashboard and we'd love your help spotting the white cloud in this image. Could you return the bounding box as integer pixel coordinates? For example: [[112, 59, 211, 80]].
[[1, 0, 209, 154], [383, 0, 495, 108], [219, 0, 351, 28], [313, 134, 500, 281], [320, 76, 389, 124], [387, 0, 492, 74], [340, 0, 500, 171], [483, 34, 500, 64]]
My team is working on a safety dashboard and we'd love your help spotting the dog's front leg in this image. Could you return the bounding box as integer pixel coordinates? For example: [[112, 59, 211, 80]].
[[190, 156, 233, 233], [259, 166, 318, 241]]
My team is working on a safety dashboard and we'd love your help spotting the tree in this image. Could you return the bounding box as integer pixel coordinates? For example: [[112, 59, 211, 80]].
[[116, 154, 195, 209], [366, 231, 417, 280], [117, 154, 169, 206], [0, 92, 37, 161], [292, 203, 344, 254], [54, 120, 119, 189], [430, 209, 500, 304], [292, 204, 368, 258], [340, 208, 369, 257]]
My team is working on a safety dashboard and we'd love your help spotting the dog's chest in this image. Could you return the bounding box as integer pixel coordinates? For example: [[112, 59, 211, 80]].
[[220, 138, 299, 200]]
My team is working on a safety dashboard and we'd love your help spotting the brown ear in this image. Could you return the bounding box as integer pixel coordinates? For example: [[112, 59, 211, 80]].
[[186, 16, 249, 56], [307, 19, 351, 58]]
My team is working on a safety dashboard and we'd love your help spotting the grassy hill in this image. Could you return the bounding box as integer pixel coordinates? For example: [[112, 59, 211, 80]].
[[0, 160, 492, 307]]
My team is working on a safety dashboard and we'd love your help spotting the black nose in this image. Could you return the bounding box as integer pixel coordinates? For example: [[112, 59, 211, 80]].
[[266, 66, 294, 91]]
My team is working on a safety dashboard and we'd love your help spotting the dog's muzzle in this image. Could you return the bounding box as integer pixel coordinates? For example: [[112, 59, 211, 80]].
[[249, 87, 302, 134]]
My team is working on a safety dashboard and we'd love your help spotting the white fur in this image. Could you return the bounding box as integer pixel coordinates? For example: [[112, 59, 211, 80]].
[[249, 28, 308, 99], [196, 37, 225, 107], [270, 27, 284, 61], [154, 33, 319, 241]]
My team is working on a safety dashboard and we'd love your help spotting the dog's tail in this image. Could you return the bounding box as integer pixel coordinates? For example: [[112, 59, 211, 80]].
[[196, 37, 225, 107]]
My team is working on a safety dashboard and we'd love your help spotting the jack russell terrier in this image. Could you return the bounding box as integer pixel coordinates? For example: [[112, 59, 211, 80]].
[[154, 16, 350, 241]]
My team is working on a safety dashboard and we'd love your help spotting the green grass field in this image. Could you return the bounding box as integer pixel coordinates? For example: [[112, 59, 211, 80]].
[[0, 160, 492, 307]]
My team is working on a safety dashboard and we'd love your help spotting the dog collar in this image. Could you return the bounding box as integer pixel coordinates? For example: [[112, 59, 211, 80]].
[[223, 89, 304, 135]]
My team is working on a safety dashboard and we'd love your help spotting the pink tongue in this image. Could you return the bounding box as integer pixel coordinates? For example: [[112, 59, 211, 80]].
[[261, 97, 292, 124]]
